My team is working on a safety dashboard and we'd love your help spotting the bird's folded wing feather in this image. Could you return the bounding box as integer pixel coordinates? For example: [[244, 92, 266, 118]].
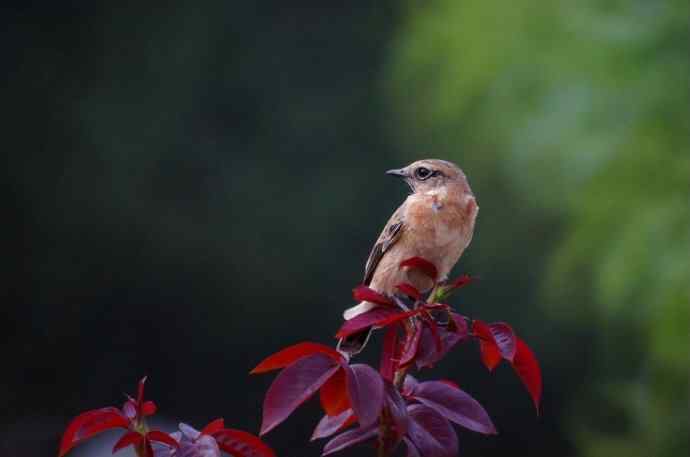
[[363, 204, 405, 285]]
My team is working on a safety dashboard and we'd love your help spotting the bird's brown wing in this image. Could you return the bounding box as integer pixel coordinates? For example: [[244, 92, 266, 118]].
[[363, 205, 405, 285]]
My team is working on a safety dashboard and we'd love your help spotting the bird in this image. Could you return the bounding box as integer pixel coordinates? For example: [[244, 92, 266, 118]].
[[340, 159, 478, 353]]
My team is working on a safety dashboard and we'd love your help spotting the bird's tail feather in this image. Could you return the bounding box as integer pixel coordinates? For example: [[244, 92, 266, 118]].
[[342, 301, 376, 320]]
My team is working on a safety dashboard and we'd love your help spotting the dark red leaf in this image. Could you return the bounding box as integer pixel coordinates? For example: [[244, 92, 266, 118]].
[[213, 428, 277, 457], [403, 438, 421, 457], [59, 407, 129, 457], [448, 274, 474, 290], [379, 326, 399, 382], [473, 320, 501, 371], [488, 322, 516, 362], [112, 431, 143, 454], [352, 285, 394, 306], [406, 404, 458, 457], [320, 368, 350, 416], [141, 401, 157, 417], [311, 409, 356, 441], [145, 440, 153, 457], [136, 376, 147, 408], [376, 309, 422, 328], [511, 337, 542, 412], [345, 364, 384, 428], [438, 379, 460, 389], [260, 354, 340, 435], [335, 307, 403, 339], [146, 430, 180, 448], [410, 380, 496, 435], [399, 321, 422, 368], [425, 317, 443, 354], [251, 342, 343, 374], [322, 424, 378, 456], [199, 418, 225, 436], [395, 283, 422, 301], [399, 257, 438, 281]]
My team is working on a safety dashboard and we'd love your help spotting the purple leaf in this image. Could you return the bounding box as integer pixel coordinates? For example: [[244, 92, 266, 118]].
[[403, 438, 421, 457], [489, 323, 516, 362], [385, 383, 409, 440], [410, 381, 496, 435], [311, 409, 355, 441], [322, 424, 378, 456], [406, 405, 458, 457], [415, 313, 469, 369], [402, 374, 419, 396], [345, 364, 384, 428], [261, 354, 340, 435]]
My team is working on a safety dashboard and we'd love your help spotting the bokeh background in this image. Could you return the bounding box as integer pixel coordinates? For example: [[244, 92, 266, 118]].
[[3, 1, 688, 456]]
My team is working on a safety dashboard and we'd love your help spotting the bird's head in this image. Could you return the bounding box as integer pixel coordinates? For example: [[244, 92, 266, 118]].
[[386, 159, 472, 195]]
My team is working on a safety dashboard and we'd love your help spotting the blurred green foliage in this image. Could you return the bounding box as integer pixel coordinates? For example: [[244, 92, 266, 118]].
[[386, 0, 689, 456]]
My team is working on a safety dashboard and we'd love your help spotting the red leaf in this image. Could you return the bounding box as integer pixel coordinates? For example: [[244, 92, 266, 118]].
[[511, 337, 542, 413], [399, 257, 438, 281], [199, 418, 225, 436], [399, 321, 423, 368], [320, 368, 350, 416], [251, 342, 343, 374], [352, 285, 394, 306], [112, 431, 143, 453], [345, 364, 385, 428], [141, 401, 157, 417], [59, 407, 129, 457], [213, 429, 276, 457], [379, 326, 399, 382], [146, 430, 179, 448], [260, 354, 340, 435], [488, 323, 516, 362], [322, 424, 378, 456], [136, 376, 147, 407], [335, 307, 403, 339], [311, 409, 356, 441], [473, 320, 501, 371], [395, 283, 422, 300], [425, 317, 443, 354], [410, 381, 496, 435]]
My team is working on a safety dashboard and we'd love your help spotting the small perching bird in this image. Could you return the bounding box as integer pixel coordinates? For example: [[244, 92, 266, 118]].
[[340, 159, 478, 352]]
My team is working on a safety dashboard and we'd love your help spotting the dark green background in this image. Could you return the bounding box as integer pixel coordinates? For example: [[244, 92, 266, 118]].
[[3, 2, 688, 457]]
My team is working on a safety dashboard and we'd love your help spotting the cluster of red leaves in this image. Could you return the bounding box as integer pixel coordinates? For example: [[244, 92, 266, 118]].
[[252, 257, 542, 457], [58, 377, 275, 457]]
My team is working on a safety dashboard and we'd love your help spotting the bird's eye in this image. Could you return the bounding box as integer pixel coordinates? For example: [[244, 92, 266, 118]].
[[415, 167, 432, 180]]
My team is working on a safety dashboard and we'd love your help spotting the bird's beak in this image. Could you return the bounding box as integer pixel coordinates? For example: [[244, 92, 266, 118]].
[[385, 168, 407, 178]]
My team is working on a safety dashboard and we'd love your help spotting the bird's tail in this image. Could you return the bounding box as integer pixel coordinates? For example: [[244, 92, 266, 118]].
[[342, 301, 376, 320], [338, 301, 376, 355]]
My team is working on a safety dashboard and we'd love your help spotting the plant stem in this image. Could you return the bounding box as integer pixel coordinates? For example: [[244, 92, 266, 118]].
[[377, 283, 443, 457]]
